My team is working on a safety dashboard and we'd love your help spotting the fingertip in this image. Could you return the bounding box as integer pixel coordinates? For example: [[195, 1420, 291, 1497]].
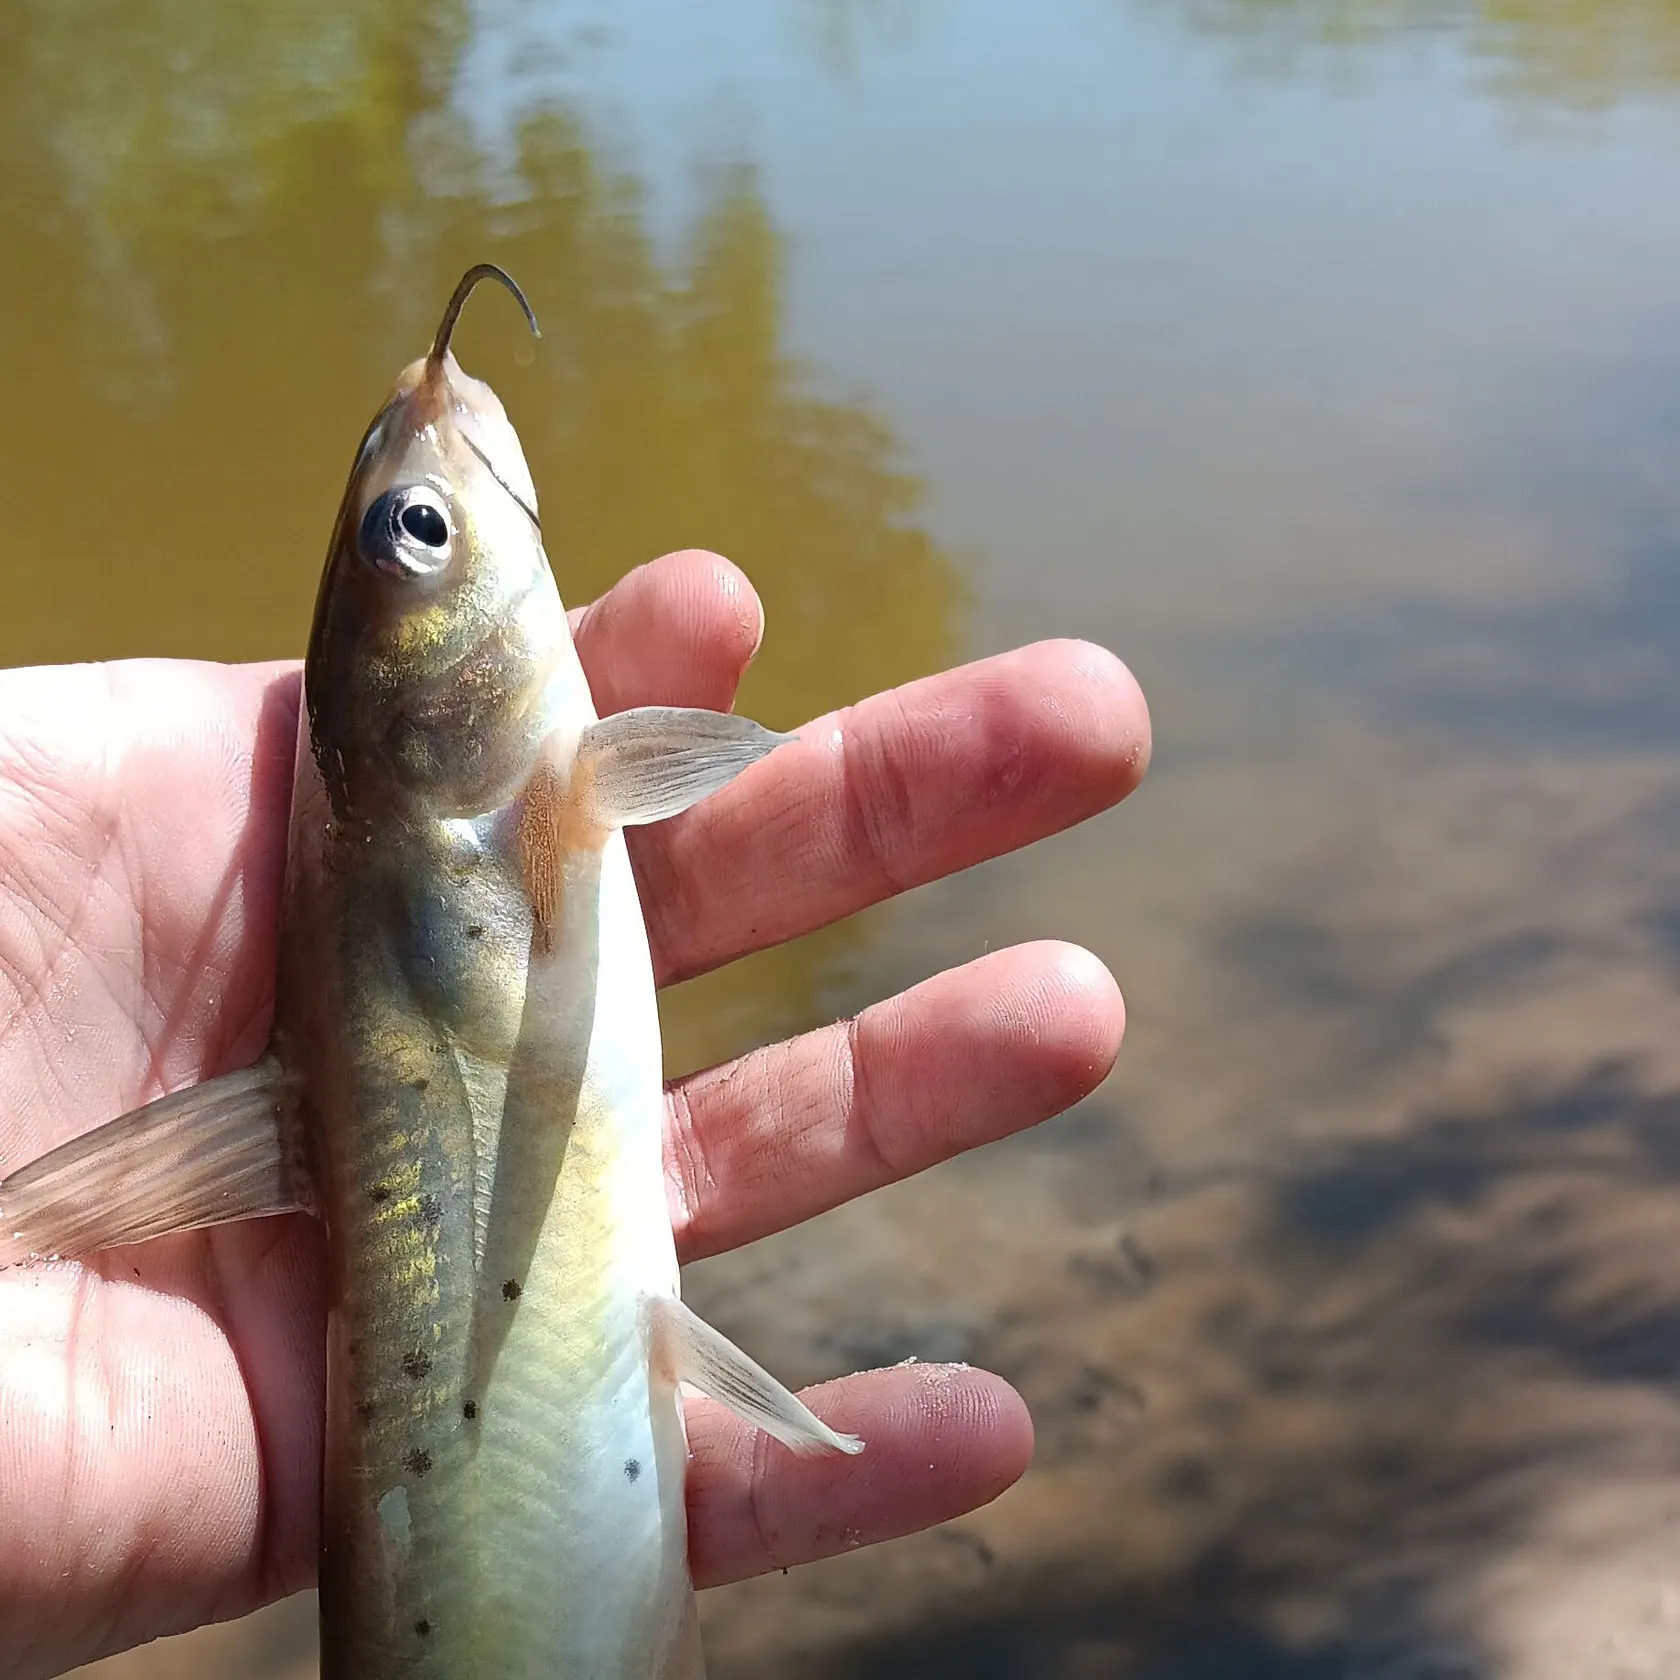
[[944, 941, 1124, 1124], [687, 1363, 1035, 1587], [1048, 638, 1153, 793], [573, 550, 765, 713], [924, 1363, 1035, 1498], [800, 1360, 1036, 1534], [674, 549, 765, 672], [642, 549, 765, 677], [889, 638, 1150, 847], [1022, 940, 1126, 1099]]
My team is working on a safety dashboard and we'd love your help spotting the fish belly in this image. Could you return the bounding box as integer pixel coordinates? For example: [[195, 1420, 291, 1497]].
[[466, 832, 698, 1677]]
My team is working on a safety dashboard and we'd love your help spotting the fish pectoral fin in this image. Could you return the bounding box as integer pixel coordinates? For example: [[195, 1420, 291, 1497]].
[[647, 1292, 864, 1457], [0, 1059, 306, 1265], [577, 707, 794, 828]]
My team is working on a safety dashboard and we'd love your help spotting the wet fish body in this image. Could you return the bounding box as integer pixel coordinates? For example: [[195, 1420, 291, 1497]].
[[0, 265, 859, 1678]]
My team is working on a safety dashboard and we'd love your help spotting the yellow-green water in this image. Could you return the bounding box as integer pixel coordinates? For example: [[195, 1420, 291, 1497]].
[[7, 0, 1680, 1674]]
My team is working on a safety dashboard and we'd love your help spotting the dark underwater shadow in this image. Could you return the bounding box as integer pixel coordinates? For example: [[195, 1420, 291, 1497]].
[[748, 1055, 1680, 1677]]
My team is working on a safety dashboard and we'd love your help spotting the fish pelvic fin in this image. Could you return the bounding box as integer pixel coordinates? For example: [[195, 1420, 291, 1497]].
[[577, 708, 793, 829], [0, 1059, 305, 1265], [647, 1292, 863, 1457]]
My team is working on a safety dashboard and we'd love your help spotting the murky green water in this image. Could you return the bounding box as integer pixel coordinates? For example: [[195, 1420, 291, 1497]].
[[8, 0, 1680, 1675]]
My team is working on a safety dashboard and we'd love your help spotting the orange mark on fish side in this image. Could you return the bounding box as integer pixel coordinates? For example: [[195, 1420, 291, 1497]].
[[516, 754, 608, 950]]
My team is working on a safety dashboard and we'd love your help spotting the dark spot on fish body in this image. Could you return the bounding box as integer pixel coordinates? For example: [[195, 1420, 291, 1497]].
[[402, 1349, 432, 1380], [624, 1458, 641, 1483], [462, 1399, 478, 1420], [414, 1619, 431, 1639], [412, 1076, 430, 1093], [405, 1448, 433, 1476], [417, 1194, 442, 1228], [466, 924, 485, 940], [370, 1184, 390, 1205], [356, 1400, 378, 1426], [502, 1278, 522, 1301]]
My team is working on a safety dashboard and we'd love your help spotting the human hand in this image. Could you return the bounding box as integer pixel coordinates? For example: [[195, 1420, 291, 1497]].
[[0, 549, 1150, 1678]]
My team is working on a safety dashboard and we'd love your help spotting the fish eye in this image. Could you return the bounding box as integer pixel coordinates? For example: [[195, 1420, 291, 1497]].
[[400, 501, 449, 547], [358, 487, 454, 578]]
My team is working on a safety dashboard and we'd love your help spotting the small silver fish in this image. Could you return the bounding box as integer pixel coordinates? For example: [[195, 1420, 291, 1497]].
[[0, 263, 860, 1679]]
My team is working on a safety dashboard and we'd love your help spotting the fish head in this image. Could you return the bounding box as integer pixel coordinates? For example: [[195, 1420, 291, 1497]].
[[305, 266, 577, 821]]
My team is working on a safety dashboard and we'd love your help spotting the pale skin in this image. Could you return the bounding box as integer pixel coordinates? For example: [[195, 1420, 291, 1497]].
[[0, 549, 1151, 1680]]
